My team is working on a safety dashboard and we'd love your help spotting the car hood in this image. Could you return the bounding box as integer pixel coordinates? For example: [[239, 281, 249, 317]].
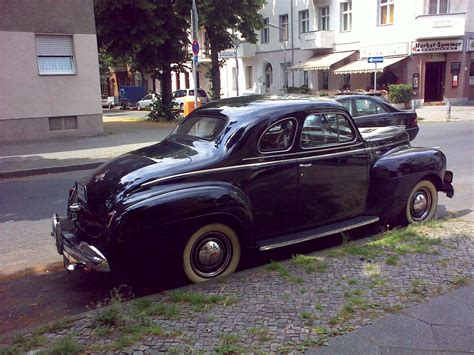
[[79, 137, 219, 208]]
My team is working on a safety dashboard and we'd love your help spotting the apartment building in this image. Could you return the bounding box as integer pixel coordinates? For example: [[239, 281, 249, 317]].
[[0, 0, 103, 143], [220, 0, 474, 105]]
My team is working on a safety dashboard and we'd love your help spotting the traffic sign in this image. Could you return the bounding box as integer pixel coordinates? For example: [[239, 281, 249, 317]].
[[218, 51, 235, 59], [192, 39, 199, 55], [368, 56, 384, 64]]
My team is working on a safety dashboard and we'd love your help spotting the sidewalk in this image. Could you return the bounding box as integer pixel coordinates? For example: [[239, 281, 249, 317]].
[[415, 104, 474, 122], [0, 116, 176, 178], [0, 219, 472, 353]]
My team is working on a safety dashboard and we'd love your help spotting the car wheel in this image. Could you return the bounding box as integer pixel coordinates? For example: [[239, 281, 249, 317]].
[[401, 180, 438, 225], [179, 103, 184, 111], [183, 223, 241, 283]]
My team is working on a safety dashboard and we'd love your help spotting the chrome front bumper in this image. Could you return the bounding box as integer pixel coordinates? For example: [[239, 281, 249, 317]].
[[51, 214, 110, 272]]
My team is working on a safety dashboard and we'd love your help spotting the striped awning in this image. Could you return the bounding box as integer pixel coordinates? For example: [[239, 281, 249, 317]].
[[333, 56, 408, 74], [289, 51, 355, 71]]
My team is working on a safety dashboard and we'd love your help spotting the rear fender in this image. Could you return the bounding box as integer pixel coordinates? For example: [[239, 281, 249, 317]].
[[368, 146, 447, 218]]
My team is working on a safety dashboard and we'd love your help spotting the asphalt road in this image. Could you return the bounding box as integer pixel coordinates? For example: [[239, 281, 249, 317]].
[[0, 121, 472, 336]]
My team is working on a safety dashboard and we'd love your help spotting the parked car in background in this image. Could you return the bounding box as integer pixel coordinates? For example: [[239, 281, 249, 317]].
[[173, 89, 209, 110], [136, 94, 157, 110], [119, 86, 147, 110], [101, 95, 115, 109], [51, 96, 453, 283], [333, 94, 419, 141]]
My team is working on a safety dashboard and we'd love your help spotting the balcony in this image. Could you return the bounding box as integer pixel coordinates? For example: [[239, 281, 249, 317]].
[[300, 31, 334, 50], [414, 13, 466, 39], [237, 42, 257, 58]]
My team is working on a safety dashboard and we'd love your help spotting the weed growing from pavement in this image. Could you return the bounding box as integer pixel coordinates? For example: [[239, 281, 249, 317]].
[[385, 255, 400, 266], [410, 278, 429, 295], [168, 291, 238, 311], [265, 260, 305, 283], [292, 254, 328, 273], [214, 334, 244, 353], [314, 303, 324, 312], [45, 336, 83, 354], [0, 334, 46, 354], [452, 275, 470, 286], [248, 327, 270, 342]]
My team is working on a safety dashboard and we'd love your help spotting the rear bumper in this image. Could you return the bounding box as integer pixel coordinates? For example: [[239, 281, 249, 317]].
[[441, 170, 454, 198], [406, 126, 419, 141], [51, 214, 110, 272]]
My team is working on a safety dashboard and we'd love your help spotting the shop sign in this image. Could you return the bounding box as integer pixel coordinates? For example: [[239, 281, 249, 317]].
[[411, 40, 463, 54], [360, 42, 408, 58]]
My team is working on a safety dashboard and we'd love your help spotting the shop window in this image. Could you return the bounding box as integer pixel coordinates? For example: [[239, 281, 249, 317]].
[[279, 14, 289, 42], [303, 71, 309, 87], [379, 0, 394, 25], [319, 6, 330, 31], [232, 67, 238, 90], [246, 66, 253, 89], [428, 0, 448, 15], [469, 58, 474, 86], [341, 1, 352, 32]]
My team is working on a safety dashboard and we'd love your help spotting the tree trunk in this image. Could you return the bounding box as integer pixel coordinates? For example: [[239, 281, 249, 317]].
[[160, 63, 173, 120], [208, 30, 221, 100]]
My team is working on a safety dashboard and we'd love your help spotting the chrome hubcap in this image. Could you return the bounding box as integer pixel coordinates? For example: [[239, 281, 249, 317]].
[[410, 187, 432, 221], [191, 232, 232, 278]]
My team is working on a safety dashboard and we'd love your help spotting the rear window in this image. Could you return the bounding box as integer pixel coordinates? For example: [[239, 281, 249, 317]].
[[174, 115, 227, 141], [197, 90, 207, 97]]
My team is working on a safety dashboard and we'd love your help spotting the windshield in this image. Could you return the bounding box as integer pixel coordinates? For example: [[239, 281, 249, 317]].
[[173, 115, 227, 141]]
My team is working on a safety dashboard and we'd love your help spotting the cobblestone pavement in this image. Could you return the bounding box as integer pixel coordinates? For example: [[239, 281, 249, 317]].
[[1, 219, 472, 353]]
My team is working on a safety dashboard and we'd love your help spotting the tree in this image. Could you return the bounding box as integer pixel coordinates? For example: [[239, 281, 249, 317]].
[[94, 0, 191, 119], [198, 0, 266, 99]]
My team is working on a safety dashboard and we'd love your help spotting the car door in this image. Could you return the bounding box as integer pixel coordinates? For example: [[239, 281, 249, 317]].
[[242, 118, 299, 240], [351, 97, 393, 128], [297, 111, 371, 229]]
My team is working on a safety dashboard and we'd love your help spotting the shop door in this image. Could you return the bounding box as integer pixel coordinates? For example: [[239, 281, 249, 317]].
[[424, 62, 445, 102]]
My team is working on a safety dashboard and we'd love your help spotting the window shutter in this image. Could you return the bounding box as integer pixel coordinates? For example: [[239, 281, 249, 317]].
[[35, 35, 73, 56]]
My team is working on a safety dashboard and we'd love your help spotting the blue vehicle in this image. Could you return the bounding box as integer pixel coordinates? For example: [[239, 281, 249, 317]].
[[119, 86, 147, 110]]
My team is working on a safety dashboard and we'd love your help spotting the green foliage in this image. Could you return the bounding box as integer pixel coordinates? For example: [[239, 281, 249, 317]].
[[46, 336, 83, 354], [198, 0, 266, 99], [287, 86, 312, 94], [148, 96, 179, 121], [292, 254, 327, 273], [388, 84, 412, 104]]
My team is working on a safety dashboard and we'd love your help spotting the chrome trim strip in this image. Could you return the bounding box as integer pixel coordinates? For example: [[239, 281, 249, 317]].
[[371, 141, 407, 150], [243, 142, 364, 161], [259, 217, 380, 251], [141, 148, 371, 188]]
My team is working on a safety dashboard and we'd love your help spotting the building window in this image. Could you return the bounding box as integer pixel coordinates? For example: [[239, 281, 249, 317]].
[[35, 35, 75, 75], [340, 1, 352, 32], [303, 71, 309, 87], [232, 67, 238, 90], [319, 6, 330, 30], [185, 72, 190, 88], [320, 70, 329, 90], [379, 0, 394, 25], [282, 64, 289, 88], [175, 73, 181, 90], [428, 0, 448, 14], [246, 66, 253, 89], [261, 18, 270, 43], [49, 116, 78, 130], [299, 10, 310, 34], [279, 14, 289, 42]]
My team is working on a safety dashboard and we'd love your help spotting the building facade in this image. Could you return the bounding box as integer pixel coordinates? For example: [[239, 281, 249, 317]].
[[220, 0, 474, 105], [0, 0, 103, 143]]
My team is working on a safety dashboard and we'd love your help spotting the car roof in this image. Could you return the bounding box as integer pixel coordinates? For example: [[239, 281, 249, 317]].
[[197, 95, 346, 124]]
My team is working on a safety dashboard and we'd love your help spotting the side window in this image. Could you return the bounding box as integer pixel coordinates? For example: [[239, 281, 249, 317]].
[[301, 113, 354, 148], [197, 90, 207, 97], [353, 98, 387, 117], [259, 118, 297, 153], [338, 98, 352, 115]]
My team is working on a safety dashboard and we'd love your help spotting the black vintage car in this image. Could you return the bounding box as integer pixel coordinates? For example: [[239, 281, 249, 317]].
[[333, 94, 419, 141], [52, 96, 453, 283]]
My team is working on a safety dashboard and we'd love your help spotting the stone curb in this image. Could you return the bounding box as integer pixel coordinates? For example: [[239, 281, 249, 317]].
[[0, 162, 104, 179]]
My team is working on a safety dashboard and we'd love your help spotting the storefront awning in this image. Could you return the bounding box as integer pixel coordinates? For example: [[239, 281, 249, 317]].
[[289, 51, 355, 71], [333, 56, 408, 74]]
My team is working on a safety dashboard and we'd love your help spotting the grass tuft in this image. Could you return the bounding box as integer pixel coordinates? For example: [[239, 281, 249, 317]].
[[292, 254, 328, 273]]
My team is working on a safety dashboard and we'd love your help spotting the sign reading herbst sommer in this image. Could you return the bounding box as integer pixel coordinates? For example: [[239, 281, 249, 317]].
[[411, 39, 463, 54]]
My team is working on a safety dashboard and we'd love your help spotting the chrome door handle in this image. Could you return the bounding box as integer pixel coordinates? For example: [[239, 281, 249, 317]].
[[299, 163, 312, 167]]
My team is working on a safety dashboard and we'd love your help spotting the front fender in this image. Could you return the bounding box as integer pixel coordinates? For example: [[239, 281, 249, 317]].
[[114, 182, 253, 251]]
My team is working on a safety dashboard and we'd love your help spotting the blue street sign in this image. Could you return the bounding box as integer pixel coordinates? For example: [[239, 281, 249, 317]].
[[193, 55, 198, 65], [368, 56, 384, 64], [192, 40, 199, 55]]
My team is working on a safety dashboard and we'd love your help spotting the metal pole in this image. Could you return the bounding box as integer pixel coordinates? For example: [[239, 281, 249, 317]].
[[192, 0, 198, 108], [374, 62, 377, 91], [234, 41, 239, 97], [290, 0, 295, 86]]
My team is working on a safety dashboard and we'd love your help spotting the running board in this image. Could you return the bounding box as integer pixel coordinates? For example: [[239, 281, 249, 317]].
[[257, 216, 379, 251]]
